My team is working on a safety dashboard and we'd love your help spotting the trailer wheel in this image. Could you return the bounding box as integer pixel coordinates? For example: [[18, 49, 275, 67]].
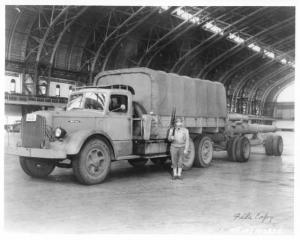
[[264, 135, 274, 156], [236, 136, 251, 162], [193, 136, 213, 168], [183, 137, 195, 170], [272, 135, 283, 156], [72, 138, 111, 185], [19, 157, 56, 178], [128, 159, 148, 167], [227, 136, 240, 161], [151, 158, 167, 165]]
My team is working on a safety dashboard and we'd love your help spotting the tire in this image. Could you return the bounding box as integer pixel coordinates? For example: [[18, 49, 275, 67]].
[[272, 135, 283, 156], [264, 135, 274, 156], [236, 136, 251, 162], [193, 136, 213, 168], [128, 159, 148, 167], [182, 137, 195, 170], [19, 157, 55, 178], [72, 138, 111, 185], [150, 158, 167, 165], [227, 136, 240, 162]]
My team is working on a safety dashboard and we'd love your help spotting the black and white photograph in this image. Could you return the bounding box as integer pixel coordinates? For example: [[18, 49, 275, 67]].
[[1, 0, 298, 238]]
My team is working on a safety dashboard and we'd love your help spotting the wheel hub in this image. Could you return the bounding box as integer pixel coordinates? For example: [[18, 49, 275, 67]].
[[87, 148, 105, 175]]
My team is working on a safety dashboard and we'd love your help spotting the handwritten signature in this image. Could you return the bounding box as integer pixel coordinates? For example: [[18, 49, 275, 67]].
[[233, 212, 274, 224]]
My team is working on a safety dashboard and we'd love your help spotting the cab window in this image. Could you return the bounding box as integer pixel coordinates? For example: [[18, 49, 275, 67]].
[[109, 94, 128, 113], [84, 92, 106, 110]]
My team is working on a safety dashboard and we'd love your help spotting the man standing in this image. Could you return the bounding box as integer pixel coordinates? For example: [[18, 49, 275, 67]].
[[168, 117, 189, 180]]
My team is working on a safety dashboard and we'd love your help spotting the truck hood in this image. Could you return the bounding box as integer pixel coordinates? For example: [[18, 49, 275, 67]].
[[30, 109, 105, 134]]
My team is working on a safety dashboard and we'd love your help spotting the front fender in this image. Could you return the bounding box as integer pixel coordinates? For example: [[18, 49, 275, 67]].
[[62, 129, 116, 157]]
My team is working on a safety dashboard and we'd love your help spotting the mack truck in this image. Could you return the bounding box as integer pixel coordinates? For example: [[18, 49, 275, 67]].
[[7, 68, 283, 185]]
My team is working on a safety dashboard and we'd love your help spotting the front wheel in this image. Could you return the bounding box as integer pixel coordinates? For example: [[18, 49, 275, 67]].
[[72, 138, 111, 185], [19, 157, 56, 178]]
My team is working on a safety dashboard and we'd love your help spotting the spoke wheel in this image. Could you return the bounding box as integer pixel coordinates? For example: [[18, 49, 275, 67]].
[[194, 136, 213, 168], [73, 138, 111, 185]]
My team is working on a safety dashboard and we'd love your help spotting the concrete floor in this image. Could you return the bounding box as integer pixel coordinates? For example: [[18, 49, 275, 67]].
[[4, 131, 294, 234]]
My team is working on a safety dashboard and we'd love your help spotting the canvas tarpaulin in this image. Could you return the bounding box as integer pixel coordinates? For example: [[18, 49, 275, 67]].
[[95, 68, 227, 118]]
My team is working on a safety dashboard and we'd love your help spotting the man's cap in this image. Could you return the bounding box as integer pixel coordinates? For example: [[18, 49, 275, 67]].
[[175, 117, 183, 123]]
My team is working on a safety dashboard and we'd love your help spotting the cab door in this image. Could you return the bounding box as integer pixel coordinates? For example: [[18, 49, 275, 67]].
[[101, 93, 132, 156]]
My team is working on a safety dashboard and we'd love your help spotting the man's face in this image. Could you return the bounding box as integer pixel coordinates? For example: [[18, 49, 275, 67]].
[[175, 121, 183, 128]]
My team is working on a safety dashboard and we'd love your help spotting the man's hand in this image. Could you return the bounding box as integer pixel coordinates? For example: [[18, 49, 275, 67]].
[[184, 149, 188, 155], [169, 136, 174, 141]]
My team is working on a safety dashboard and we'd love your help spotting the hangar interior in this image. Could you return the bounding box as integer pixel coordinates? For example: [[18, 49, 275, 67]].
[[5, 6, 294, 122], [4, 5, 295, 234]]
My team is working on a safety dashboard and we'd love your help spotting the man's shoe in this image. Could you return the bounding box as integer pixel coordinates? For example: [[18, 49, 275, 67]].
[[172, 175, 176, 180], [178, 175, 183, 180]]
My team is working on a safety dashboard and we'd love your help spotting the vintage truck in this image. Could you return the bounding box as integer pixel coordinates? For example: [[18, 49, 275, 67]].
[[7, 68, 283, 185]]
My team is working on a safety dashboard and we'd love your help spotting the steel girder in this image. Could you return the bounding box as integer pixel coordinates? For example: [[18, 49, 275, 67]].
[[245, 68, 293, 113], [6, 7, 22, 60], [231, 49, 294, 105], [271, 81, 294, 103], [137, 7, 209, 66], [48, 7, 89, 77], [221, 34, 294, 86], [89, 8, 158, 83], [170, 7, 267, 73], [261, 73, 294, 106], [144, 13, 220, 68], [89, 7, 146, 81], [35, 6, 71, 63], [260, 74, 294, 115], [230, 65, 291, 114], [197, 16, 294, 79]]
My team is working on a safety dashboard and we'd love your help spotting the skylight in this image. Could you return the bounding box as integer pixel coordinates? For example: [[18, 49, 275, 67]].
[[281, 58, 287, 64], [248, 43, 261, 52], [228, 33, 244, 43], [157, 6, 294, 67], [264, 50, 275, 59], [203, 21, 224, 35]]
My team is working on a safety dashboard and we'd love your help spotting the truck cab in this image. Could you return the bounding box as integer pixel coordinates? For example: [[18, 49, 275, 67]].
[[7, 85, 140, 184]]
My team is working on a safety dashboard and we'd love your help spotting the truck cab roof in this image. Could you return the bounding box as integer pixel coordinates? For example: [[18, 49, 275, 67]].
[[73, 84, 135, 95]]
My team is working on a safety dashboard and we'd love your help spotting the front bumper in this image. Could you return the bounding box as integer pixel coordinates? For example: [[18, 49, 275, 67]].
[[6, 146, 67, 159]]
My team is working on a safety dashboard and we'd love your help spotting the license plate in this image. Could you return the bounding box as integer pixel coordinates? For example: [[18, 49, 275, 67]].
[[26, 114, 37, 122]]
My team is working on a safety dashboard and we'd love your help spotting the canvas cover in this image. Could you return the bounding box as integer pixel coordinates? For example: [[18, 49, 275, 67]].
[[94, 68, 227, 118]]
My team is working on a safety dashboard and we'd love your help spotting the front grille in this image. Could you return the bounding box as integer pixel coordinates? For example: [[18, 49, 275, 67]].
[[21, 115, 46, 148]]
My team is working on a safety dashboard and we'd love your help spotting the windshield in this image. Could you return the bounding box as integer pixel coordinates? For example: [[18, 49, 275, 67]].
[[67, 92, 107, 111], [67, 93, 84, 110]]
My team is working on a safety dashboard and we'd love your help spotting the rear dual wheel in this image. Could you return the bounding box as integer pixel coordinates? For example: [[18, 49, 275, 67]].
[[264, 134, 283, 156], [182, 137, 195, 170], [193, 136, 213, 168], [227, 136, 251, 162]]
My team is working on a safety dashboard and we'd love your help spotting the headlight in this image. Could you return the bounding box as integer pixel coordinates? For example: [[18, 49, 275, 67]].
[[54, 127, 66, 138]]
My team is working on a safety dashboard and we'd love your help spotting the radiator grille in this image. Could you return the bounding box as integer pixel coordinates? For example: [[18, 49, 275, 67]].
[[21, 115, 46, 148]]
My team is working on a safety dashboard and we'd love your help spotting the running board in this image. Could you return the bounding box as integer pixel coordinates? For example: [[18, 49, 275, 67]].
[[116, 153, 169, 161]]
